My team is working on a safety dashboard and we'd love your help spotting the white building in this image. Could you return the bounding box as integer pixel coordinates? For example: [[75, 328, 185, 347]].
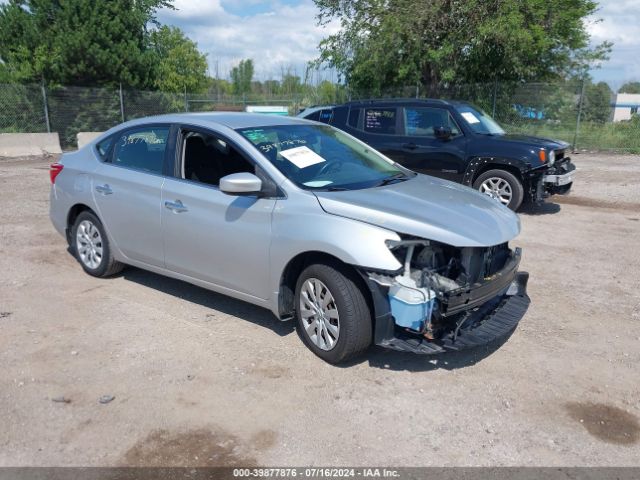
[[613, 93, 640, 122]]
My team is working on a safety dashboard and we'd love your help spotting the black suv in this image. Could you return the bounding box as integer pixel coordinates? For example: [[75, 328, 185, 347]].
[[299, 99, 576, 210]]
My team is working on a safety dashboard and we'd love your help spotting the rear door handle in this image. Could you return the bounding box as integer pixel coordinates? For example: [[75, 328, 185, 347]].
[[164, 200, 188, 213], [402, 143, 418, 151], [95, 184, 113, 195]]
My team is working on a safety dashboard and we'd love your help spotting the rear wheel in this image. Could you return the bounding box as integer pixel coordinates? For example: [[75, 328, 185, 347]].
[[71, 211, 123, 277], [295, 262, 372, 364], [473, 169, 524, 211]]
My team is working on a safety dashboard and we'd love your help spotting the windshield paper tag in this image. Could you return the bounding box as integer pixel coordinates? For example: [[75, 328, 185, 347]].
[[279, 146, 326, 169], [461, 112, 481, 124]]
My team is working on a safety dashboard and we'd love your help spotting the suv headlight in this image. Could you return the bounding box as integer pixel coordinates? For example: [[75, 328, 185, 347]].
[[548, 150, 556, 166]]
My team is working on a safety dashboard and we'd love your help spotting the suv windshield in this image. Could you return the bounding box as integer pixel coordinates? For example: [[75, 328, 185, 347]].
[[455, 105, 505, 135], [238, 124, 412, 190]]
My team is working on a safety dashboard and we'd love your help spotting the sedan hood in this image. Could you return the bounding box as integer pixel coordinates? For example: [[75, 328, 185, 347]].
[[313, 175, 520, 247]]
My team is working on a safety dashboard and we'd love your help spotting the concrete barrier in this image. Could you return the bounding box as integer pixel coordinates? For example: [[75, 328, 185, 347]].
[[0, 133, 62, 157], [77, 132, 104, 149]]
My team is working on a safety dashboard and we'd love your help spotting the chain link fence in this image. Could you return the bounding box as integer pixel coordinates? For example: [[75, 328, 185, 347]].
[[1, 81, 639, 151]]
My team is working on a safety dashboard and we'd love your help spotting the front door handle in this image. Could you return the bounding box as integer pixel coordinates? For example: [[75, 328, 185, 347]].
[[402, 143, 418, 151], [95, 184, 113, 195], [164, 200, 188, 213]]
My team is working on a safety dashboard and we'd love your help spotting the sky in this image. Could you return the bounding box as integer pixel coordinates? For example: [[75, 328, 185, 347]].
[[587, 0, 640, 88], [156, 0, 341, 84], [156, 0, 639, 89]]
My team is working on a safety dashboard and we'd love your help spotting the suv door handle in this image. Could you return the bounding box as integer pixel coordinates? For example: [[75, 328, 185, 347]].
[[164, 200, 188, 213], [402, 143, 418, 150], [95, 184, 113, 195]]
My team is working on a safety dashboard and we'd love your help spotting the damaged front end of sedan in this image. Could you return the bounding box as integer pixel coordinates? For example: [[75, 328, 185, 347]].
[[361, 237, 530, 354]]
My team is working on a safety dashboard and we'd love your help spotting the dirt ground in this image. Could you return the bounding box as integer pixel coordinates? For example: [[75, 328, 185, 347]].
[[0, 152, 639, 467]]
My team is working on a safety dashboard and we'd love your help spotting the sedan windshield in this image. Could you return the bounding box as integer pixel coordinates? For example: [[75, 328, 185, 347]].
[[238, 124, 412, 191], [455, 105, 505, 135]]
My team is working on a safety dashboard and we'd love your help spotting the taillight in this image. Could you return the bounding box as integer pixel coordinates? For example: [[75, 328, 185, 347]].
[[50, 163, 64, 184]]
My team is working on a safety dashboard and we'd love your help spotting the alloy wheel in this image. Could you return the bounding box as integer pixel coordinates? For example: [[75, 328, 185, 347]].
[[480, 177, 513, 206], [76, 220, 103, 269], [299, 278, 340, 351]]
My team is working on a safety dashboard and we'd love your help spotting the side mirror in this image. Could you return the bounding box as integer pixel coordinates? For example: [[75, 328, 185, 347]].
[[219, 172, 263, 196], [434, 126, 452, 140]]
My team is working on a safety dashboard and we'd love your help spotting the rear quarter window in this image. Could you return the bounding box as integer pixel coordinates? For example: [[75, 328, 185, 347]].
[[96, 136, 114, 160], [318, 109, 333, 124], [347, 108, 361, 128]]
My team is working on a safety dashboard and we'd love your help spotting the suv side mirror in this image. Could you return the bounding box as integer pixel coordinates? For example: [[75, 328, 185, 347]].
[[219, 172, 263, 196], [434, 126, 452, 140]]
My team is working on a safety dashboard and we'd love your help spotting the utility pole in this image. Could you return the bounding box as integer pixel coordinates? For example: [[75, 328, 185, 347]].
[[119, 83, 125, 122], [492, 79, 498, 118], [573, 76, 586, 152], [41, 80, 51, 133]]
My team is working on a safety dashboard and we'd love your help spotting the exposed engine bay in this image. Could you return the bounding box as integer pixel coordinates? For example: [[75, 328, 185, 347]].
[[368, 237, 521, 343]]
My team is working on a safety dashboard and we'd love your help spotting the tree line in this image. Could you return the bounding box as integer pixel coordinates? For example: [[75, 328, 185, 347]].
[[0, 0, 631, 124]]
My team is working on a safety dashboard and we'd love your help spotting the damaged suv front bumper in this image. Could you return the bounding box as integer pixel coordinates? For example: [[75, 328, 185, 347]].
[[543, 158, 576, 195]]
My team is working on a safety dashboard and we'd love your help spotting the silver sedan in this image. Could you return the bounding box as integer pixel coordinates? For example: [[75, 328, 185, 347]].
[[49, 113, 529, 364]]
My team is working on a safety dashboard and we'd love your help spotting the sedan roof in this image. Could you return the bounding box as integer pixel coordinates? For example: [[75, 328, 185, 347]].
[[120, 112, 313, 130]]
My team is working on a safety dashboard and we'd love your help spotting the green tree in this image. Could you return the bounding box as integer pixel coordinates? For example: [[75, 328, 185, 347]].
[[281, 74, 303, 96], [231, 59, 254, 95], [582, 80, 613, 124], [208, 77, 233, 97], [0, 0, 173, 87], [149, 26, 208, 93], [618, 82, 640, 94], [313, 0, 612, 94], [317, 80, 337, 104]]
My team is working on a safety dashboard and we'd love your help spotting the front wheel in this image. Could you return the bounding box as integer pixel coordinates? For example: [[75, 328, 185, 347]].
[[295, 262, 372, 364], [473, 169, 524, 211]]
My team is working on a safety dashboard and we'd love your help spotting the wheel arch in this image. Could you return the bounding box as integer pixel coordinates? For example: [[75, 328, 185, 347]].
[[463, 157, 526, 187], [66, 203, 98, 244], [277, 251, 373, 321]]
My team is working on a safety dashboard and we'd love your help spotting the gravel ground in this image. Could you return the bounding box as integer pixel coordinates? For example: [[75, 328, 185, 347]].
[[0, 152, 639, 467]]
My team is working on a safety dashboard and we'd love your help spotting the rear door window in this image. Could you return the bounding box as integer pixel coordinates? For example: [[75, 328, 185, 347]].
[[110, 127, 169, 174], [363, 108, 397, 135]]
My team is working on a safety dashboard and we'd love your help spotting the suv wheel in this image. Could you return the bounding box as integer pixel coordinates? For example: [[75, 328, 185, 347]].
[[71, 211, 124, 277], [295, 262, 372, 364], [473, 169, 524, 211]]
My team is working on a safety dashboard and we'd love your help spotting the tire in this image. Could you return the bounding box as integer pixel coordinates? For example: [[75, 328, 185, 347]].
[[71, 211, 124, 277], [473, 169, 524, 211], [295, 261, 372, 364]]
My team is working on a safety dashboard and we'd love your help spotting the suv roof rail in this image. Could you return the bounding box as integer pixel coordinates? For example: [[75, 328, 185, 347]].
[[344, 98, 458, 106]]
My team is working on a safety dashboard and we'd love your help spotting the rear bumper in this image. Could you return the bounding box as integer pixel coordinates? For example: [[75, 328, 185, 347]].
[[372, 272, 530, 354]]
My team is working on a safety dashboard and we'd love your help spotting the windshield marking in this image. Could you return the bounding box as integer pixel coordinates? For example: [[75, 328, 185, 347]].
[[279, 146, 326, 169], [259, 139, 307, 153], [461, 112, 481, 124]]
